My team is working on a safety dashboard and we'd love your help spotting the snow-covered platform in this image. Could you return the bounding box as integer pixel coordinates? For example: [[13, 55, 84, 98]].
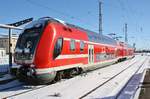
[[135, 68, 150, 99], [0, 55, 149, 99]]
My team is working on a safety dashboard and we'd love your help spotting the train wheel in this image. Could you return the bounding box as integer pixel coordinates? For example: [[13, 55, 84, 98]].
[[78, 68, 83, 74], [53, 71, 64, 82], [69, 69, 78, 78], [64, 68, 80, 78]]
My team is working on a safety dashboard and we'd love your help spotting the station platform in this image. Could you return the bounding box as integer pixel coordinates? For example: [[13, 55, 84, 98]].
[[138, 68, 150, 99]]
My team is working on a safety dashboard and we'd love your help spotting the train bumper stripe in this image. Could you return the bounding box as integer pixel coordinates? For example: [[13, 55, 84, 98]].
[[35, 63, 83, 74], [55, 54, 88, 60]]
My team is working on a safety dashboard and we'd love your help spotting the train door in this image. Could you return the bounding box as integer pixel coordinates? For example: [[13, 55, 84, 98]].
[[88, 45, 94, 64]]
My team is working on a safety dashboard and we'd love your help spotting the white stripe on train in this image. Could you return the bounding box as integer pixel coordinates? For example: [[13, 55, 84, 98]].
[[55, 54, 88, 60], [36, 63, 83, 74]]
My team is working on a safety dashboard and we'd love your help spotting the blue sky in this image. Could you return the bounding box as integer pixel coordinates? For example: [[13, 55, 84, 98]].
[[0, 0, 149, 49]]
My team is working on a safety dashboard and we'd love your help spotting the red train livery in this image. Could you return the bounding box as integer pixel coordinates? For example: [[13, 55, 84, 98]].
[[14, 17, 134, 84]]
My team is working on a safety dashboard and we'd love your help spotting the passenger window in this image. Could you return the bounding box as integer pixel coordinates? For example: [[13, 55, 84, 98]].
[[70, 39, 75, 51], [80, 41, 84, 51], [53, 38, 63, 59]]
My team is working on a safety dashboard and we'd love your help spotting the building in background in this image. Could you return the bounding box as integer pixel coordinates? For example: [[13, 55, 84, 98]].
[[0, 48, 7, 57], [0, 48, 9, 65], [0, 34, 18, 54]]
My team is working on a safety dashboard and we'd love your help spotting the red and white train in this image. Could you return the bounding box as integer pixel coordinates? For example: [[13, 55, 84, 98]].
[[14, 17, 134, 84]]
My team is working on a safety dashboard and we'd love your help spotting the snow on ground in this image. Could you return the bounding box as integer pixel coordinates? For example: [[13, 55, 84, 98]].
[[0, 55, 146, 99], [117, 56, 150, 99], [133, 56, 150, 99], [85, 56, 149, 99], [0, 81, 46, 99]]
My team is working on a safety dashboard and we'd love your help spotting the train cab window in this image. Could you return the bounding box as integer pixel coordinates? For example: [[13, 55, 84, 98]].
[[80, 41, 84, 51], [53, 38, 63, 59], [70, 39, 75, 51]]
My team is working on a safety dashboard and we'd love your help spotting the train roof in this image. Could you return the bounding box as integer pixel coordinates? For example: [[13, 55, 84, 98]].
[[86, 31, 117, 46], [64, 22, 117, 46], [38, 17, 118, 46]]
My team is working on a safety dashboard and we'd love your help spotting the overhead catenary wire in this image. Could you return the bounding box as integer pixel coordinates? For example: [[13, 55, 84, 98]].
[[25, 0, 98, 32], [117, 0, 143, 33], [117, 0, 140, 43]]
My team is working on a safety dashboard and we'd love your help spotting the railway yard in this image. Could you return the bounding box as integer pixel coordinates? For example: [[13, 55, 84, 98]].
[[0, 54, 149, 99]]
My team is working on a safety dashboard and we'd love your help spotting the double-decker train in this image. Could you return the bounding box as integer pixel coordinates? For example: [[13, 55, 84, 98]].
[[14, 17, 134, 84]]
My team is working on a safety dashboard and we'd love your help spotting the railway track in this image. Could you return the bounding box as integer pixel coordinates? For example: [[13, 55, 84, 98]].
[[79, 56, 147, 99], [1, 76, 69, 98], [3, 85, 47, 99], [1, 83, 47, 99], [0, 80, 24, 91]]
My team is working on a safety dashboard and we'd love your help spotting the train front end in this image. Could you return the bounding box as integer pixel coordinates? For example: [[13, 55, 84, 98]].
[[14, 18, 56, 84]]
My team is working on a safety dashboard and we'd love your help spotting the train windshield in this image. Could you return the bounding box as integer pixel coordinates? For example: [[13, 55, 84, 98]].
[[15, 19, 47, 61]]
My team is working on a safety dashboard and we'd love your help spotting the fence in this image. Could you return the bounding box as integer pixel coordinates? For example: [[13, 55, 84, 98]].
[[0, 57, 9, 73], [0, 64, 10, 73]]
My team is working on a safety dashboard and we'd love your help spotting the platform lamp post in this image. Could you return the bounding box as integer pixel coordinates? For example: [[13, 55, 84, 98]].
[[129, 36, 136, 50], [8, 28, 12, 68]]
